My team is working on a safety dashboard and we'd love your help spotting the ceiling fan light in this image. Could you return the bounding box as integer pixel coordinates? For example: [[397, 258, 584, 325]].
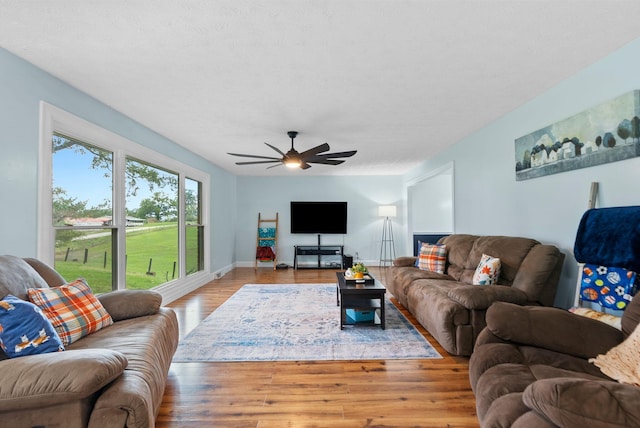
[[284, 158, 301, 168]]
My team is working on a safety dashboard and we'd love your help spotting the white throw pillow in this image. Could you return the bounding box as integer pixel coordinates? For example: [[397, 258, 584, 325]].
[[472, 253, 501, 285]]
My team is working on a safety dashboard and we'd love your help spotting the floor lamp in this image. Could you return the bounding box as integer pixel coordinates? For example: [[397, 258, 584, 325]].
[[379, 205, 397, 267]]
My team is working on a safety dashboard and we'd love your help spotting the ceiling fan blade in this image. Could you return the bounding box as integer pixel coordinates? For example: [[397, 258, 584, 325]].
[[306, 159, 345, 166], [264, 142, 286, 157], [310, 150, 357, 159], [267, 163, 284, 169], [299, 143, 330, 159], [228, 152, 281, 160], [300, 162, 312, 170], [235, 160, 282, 165]]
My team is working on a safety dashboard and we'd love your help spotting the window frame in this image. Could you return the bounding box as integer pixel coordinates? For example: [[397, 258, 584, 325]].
[[38, 102, 210, 294]]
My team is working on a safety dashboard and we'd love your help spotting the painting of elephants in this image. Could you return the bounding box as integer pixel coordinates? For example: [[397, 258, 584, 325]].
[[515, 90, 640, 181]]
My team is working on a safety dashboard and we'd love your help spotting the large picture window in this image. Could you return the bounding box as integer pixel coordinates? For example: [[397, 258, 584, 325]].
[[52, 135, 116, 293], [40, 103, 209, 296]]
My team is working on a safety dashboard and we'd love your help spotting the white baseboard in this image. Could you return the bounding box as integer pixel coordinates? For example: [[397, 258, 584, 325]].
[[155, 263, 235, 304]]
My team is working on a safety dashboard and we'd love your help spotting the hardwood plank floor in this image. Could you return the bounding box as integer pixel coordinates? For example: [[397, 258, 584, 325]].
[[157, 267, 479, 427]]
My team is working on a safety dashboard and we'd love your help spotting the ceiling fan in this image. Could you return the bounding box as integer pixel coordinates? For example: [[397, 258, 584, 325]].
[[228, 131, 357, 170]]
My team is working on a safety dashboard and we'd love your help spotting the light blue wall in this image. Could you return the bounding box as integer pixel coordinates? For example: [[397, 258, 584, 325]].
[[405, 38, 640, 309], [236, 175, 403, 265], [0, 48, 236, 271]]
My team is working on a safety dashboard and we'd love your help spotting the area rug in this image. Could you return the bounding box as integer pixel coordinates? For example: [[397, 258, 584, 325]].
[[173, 283, 442, 362]]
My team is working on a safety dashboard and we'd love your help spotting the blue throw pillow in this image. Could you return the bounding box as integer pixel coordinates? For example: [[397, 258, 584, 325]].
[[0, 294, 64, 358], [414, 240, 422, 267]]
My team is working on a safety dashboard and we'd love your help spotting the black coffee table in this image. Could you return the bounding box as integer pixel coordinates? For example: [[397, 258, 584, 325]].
[[336, 272, 386, 329]]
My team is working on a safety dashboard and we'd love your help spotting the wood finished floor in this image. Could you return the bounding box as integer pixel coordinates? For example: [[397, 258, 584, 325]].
[[157, 267, 479, 427]]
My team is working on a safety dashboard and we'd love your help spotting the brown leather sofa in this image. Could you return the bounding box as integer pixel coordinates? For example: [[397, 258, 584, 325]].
[[469, 299, 640, 427], [0, 255, 179, 428], [388, 234, 565, 356]]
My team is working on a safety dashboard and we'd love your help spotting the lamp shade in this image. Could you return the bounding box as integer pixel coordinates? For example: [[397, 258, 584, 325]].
[[378, 205, 397, 218]]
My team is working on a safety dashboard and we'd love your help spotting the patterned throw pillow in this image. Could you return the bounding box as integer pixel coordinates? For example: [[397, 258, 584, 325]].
[[417, 243, 447, 274], [0, 294, 64, 358], [27, 279, 113, 346], [472, 254, 501, 285]]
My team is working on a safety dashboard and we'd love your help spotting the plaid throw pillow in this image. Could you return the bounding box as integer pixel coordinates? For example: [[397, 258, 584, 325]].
[[27, 279, 113, 346], [418, 243, 447, 274]]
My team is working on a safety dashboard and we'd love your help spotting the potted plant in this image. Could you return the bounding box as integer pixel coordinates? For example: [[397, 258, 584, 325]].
[[351, 262, 368, 279]]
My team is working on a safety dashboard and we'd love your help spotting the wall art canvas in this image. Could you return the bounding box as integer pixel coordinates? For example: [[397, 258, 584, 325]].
[[515, 90, 640, 181]]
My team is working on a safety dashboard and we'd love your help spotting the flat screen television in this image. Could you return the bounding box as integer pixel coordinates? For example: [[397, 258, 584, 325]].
[[290, 201, 348, 234]]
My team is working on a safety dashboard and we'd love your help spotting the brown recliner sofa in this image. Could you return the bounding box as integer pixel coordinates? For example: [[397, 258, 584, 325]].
[[469, 299, 640, 427], [388, 234, 565, 356], [0, 255, 179, 428]]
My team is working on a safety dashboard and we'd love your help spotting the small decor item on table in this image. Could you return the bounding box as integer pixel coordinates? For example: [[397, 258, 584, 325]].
[[352, 262, 368, 279]]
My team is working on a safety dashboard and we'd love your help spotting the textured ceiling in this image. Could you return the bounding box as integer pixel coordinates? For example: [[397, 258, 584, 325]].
[[2, 1, 640, 175]]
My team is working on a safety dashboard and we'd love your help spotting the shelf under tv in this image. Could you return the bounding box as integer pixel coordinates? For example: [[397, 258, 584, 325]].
[[293, 244, 344, 270]]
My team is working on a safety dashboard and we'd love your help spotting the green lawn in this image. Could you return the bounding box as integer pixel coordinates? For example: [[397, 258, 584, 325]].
[[55, 223, 195, 294]]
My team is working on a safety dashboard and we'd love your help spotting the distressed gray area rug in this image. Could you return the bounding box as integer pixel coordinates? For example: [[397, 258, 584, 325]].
[[173, 283, 442, 362]]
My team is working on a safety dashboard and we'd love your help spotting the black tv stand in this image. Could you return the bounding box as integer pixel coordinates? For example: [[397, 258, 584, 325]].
[[294, 244, 344, 270]]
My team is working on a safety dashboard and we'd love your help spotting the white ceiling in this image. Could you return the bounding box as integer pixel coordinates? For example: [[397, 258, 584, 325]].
[[3, 1, 640, 176]]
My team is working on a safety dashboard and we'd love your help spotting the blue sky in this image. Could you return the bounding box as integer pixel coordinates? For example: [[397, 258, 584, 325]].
[[53, 140, 198, 216], [53, 147, 152, 210]]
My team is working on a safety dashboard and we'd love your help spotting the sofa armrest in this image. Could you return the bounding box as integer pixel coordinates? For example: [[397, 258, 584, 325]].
[[98, 289, 162, 321], [523, 378, 640, 427], [447, 285, 528, 310], [0, 349, 127, 411], [486, 302, 623, 359], [393, 256, 417, 267]]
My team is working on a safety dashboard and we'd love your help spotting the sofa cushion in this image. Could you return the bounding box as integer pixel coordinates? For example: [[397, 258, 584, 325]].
[[0, 294, 64, 358], [472, 254, 501, 285], [388, 266, 453, 307], [0, 348, 127, 410], [523, 378, 640, 428], [512, 244, 566, 305], [28, 279, 113, 346], [393, 256, 418, 268], [0, 255, 49, 300], [475, 363, 606, 423], [417, 243, 447, 274], [466, 236, 539, 285], [481, 392, 532, 428], [439, 234, 477, 281], [448, 285, 527, 310], [98, 290, 162, 321], [486, 302, 622, 360], [23, 258, 67, 288]]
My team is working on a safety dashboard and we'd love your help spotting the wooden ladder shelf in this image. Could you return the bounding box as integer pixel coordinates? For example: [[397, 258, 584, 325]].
[[256, 212, 279, 270]]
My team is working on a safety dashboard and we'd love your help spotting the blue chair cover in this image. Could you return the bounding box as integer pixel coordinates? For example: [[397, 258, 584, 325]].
[[574, 206, 640, 273], [574, 206, 640, 313]]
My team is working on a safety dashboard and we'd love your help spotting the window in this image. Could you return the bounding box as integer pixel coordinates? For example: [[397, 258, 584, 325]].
[[40, 103, 209, 295], [52, 134, 115, 293], [125, 158, 180, 289], [185, 178, 204, 275]]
